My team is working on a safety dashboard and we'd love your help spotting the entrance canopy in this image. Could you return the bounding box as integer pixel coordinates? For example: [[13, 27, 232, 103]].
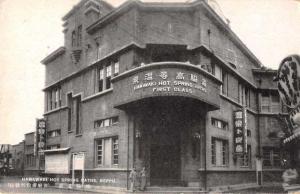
[[111, 62, 221, 111]]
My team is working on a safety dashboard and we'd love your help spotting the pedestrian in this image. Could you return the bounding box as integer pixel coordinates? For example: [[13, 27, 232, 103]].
[[129, 167, 137, 192], [140, 167, 147, 191], [282, 160, 298, 186]]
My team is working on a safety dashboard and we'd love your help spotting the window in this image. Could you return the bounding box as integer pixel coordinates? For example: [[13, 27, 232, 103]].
[[245, 87, 250, 107], [263, 147, 281, 167], [46, 144, 60, 150], [261, 91, 270, 112], [112, 137, 119, 165], [67, 93, 72, 132], [94, 116, 119, 128], [74, 96, 82, 135], [47, 129, 61, 138], [98, 67, 104, 92], [47, 87, 62, 111], [77, 25, 82, 47], [211, 118, 228, 130], [221, 71, 228, 95], [211, 137, 229, 166], [106, 65, 112, 89], [114, 61, 119, 76], [72, 31, 76, 47], [26, 154, 35, 167], [201, 63, 214, 74], [271, 92, 280, 112], [95, 137, 119, 167], [238, 145, 251, 167]]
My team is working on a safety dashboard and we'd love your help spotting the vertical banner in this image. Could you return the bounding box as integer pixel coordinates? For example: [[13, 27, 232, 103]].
[[234, 110, 244, 153], [234, 108, 248, 154], [36, 119, 46, 155]]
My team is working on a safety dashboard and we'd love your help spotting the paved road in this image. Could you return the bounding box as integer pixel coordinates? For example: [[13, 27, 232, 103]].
[[0, 176, 99, 194]]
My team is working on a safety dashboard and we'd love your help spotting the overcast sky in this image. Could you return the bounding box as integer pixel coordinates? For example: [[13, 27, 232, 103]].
[[0, 0, 299, 145]]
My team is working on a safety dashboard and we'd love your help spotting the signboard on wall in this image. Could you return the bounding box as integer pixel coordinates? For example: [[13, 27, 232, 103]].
[[36, 119, 46, 155], [233, 108, 247, 154], [73, 153, 84, 170], [45, 153, 70, 174]]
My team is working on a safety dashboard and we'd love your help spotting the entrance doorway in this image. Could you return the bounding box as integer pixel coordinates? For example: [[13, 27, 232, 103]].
[[150, 144, 181, 185]]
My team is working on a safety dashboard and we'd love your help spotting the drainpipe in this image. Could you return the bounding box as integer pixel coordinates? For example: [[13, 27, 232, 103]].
[[204, 107, 208, 191], [127, 112, 130, 190], [256, 79, 262, 185]]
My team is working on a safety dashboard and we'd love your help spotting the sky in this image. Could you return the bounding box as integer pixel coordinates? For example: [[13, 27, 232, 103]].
[[0, 0, 299, 145]]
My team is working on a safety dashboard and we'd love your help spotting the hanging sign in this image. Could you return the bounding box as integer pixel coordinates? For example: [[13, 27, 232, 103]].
[[36, 119, 46, 155]]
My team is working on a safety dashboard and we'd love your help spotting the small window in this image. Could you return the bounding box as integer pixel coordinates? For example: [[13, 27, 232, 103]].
[[112, 137, 119, 165], [211, 118, 228, 130], [94, 116, 119, 128], [114, 61, 119, 76]]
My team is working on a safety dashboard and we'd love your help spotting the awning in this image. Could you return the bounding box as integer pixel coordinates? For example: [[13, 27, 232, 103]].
[[41, 147, 71, 154]]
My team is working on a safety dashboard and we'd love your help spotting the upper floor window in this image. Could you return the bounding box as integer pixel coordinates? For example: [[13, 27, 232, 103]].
[[94, 116, 119, 128], [106, 65, 112, 89], [114, 61, 119, 76], [71, 25, 83, 47], [261, 91, 280, 113], [74, 96, 82, 135], [97, 59, 119, 93], [46, 144, 60, 150], [211, 118, 228, 130], [98, 67, 104, 92], [47, 86, 61, 111], [47, 129, 61, 138], [72, 31, 76, 47], [77, 25, 82, 47]]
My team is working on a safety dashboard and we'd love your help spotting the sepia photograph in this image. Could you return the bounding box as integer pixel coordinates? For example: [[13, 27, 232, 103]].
[[0, 0, 300, 193]]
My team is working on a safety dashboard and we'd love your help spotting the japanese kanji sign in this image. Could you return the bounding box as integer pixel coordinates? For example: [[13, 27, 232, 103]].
[[36, 118, 46, 155], [233, 108, 247, 154]]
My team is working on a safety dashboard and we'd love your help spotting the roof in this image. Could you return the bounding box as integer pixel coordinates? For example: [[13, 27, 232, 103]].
[[41, 47, 66, 65], [62, 0, 114, 21], [86, 0, 262, 67]]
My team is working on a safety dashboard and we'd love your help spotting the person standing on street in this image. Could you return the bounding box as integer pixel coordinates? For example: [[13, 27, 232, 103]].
[[140, 167, 147, 191], [129, 167, 137, 192]]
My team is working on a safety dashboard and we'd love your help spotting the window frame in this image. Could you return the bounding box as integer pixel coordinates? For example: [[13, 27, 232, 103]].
[[95, 136, 119, 167]]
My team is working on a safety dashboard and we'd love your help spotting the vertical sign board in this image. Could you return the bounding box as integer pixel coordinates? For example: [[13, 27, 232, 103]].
[[243, 107, 248, 153], [36, 119, 46, 155], [234, 108, 247, 154]]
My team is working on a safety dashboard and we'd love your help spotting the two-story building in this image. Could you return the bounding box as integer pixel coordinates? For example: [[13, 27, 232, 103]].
[[40, 0, 287, 191]]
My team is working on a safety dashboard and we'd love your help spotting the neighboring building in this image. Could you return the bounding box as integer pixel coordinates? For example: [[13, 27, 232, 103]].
[[11, 141, 25, 175], [40, 0, 287, 191], [0, 144, 13, 175], [24, 132, 38, 176]]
